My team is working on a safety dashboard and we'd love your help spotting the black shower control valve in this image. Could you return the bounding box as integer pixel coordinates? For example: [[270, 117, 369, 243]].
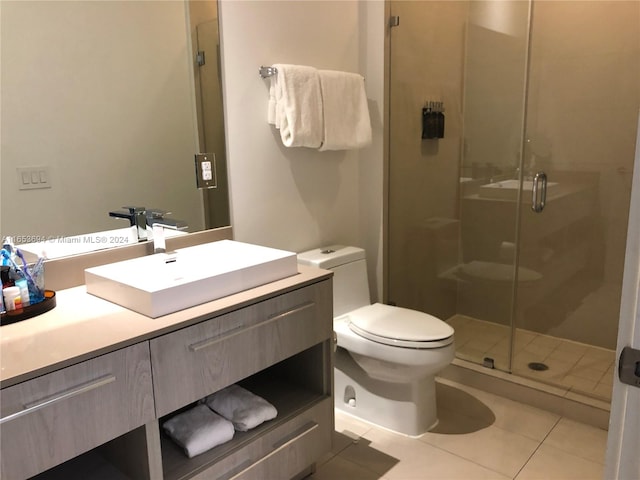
[[422, 105, 444, 139], [618, 346, 640, 388]]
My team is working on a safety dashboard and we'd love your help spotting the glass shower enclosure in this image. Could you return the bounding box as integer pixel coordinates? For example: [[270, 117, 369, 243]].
[[387, 0, 639, 402]]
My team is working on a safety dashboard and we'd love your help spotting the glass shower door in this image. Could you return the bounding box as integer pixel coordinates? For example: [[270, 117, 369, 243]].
[[511, 1, 639, 401], [387, 0, 639, 401], [454, 1, 532, 372], [386, 1, 532, 373], [387, 1, 472, 324]]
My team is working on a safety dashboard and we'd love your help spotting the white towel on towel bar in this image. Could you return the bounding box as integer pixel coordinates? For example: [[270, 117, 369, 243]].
[[268, 78, 277, 125], [203, 384, 278, 432], [318, 69, 372, 151], [270, 64, 323, 148], [162, 404, 235, 458]]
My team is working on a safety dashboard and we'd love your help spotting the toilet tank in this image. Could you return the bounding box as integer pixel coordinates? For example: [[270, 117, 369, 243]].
[[297, 246, 371, 317]]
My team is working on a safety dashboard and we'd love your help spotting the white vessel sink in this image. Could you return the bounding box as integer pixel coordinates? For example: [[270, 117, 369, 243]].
[[478, 179, 559, 200], [84, 240, 298, 317]]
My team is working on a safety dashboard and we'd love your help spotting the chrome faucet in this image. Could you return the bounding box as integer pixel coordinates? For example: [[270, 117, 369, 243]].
[[109, 206, 148, 241], [145, 209, 188, 253]]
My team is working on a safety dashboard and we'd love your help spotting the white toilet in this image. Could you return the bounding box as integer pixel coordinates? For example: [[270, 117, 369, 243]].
[[297, 245, 455, 436]]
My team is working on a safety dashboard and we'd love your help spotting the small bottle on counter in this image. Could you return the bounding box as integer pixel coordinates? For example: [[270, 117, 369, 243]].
[[14, 276, 30, 307], [3, 286, 22, 312]]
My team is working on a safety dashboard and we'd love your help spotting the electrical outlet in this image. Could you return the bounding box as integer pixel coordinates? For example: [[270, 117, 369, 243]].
[[17, 166, 51, 190], [195, 153, 217, 189]]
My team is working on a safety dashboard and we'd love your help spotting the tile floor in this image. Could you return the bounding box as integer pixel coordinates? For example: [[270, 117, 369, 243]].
[[448, 315, 615, 401], [310, 378, 608, 480]]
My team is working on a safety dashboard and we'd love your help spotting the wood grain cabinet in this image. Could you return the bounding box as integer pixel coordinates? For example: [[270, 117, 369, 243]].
[[151, 281, 332, 417], [0, 343, 155, 480], [157, 279, 334, 480], [2, 276, 334, 480], [193, 399, 333, 480]]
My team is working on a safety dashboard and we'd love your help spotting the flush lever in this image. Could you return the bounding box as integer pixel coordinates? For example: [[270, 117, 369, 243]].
[[531, 171, 548, 213]]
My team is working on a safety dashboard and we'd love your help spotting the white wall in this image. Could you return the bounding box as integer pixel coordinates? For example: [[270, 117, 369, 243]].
[[219, 0, 385, 299]]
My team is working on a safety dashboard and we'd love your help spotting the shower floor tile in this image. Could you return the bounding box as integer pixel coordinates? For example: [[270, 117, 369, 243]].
[[447, 315, 614, 402]]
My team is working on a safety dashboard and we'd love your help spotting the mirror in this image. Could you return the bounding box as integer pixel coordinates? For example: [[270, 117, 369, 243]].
[[0, 0, 230, 258]]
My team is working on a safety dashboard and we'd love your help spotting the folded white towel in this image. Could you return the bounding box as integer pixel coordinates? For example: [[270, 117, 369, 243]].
[[268, 78, 277, 125], [318, 69, 372, 151], [203, 385, 278, 432], [270, 64, 323, 148], [162, 404, 235, 458]]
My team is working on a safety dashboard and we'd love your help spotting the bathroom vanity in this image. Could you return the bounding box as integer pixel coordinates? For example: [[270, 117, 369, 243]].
[[0, 236, 334, 480]]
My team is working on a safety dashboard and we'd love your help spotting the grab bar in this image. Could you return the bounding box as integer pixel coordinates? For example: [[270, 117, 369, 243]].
[[531, 171, 548, 213]]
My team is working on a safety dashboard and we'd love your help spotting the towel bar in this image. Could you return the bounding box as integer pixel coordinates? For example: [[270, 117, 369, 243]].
[[259, 66, 277, 78], [260, 65, 366, 82]]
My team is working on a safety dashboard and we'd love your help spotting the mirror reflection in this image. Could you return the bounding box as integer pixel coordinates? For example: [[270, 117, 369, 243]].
[[0, 0, 229, 259]]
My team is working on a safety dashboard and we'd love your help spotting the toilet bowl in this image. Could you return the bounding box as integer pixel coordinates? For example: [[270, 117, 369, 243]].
[[297, 245, 455, 436]]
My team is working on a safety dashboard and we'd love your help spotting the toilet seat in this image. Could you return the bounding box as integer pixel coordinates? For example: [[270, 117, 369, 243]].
[[346, 303, 454, 349]]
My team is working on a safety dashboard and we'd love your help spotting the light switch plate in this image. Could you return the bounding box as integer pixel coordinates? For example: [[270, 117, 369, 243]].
[[195, 153, 217, 189], [17, 166, 51, 190]]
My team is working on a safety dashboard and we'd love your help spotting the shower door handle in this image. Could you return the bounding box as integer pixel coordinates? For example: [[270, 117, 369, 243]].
[[531, 171, 548, 213]]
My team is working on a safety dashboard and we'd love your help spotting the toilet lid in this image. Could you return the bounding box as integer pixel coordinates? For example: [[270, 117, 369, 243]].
[[347, 303, 454, 349]]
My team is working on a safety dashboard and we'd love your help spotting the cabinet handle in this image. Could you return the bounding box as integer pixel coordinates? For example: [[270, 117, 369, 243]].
[[266, 301, 315, 321], [219, 421, 319, 480], [0, 374, 116, 425], [189, 301, 316, 352], [189, 324, 246, 352]]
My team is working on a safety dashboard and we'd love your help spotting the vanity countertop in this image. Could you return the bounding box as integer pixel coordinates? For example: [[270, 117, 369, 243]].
[[0, 265, 332, 389]]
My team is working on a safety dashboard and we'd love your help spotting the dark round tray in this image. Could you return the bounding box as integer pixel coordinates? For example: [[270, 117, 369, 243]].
[[1, 290, 56, 326]]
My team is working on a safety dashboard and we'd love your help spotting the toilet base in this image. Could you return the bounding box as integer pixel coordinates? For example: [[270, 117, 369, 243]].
[[334, 348, 439, 437]]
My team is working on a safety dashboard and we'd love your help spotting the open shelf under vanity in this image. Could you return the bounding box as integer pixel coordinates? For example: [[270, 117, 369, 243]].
[[28, 342, 333, 480], [160, 347, 333, 480]]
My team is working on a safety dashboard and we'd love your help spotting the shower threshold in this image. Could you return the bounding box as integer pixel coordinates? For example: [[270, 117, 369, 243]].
[[440, 357, 610, 431]]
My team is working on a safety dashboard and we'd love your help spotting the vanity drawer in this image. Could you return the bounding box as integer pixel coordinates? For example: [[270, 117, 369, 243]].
[[150, 281, 332, 417], [0, 342, 155, 480], [191, 397, 333, 480]]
